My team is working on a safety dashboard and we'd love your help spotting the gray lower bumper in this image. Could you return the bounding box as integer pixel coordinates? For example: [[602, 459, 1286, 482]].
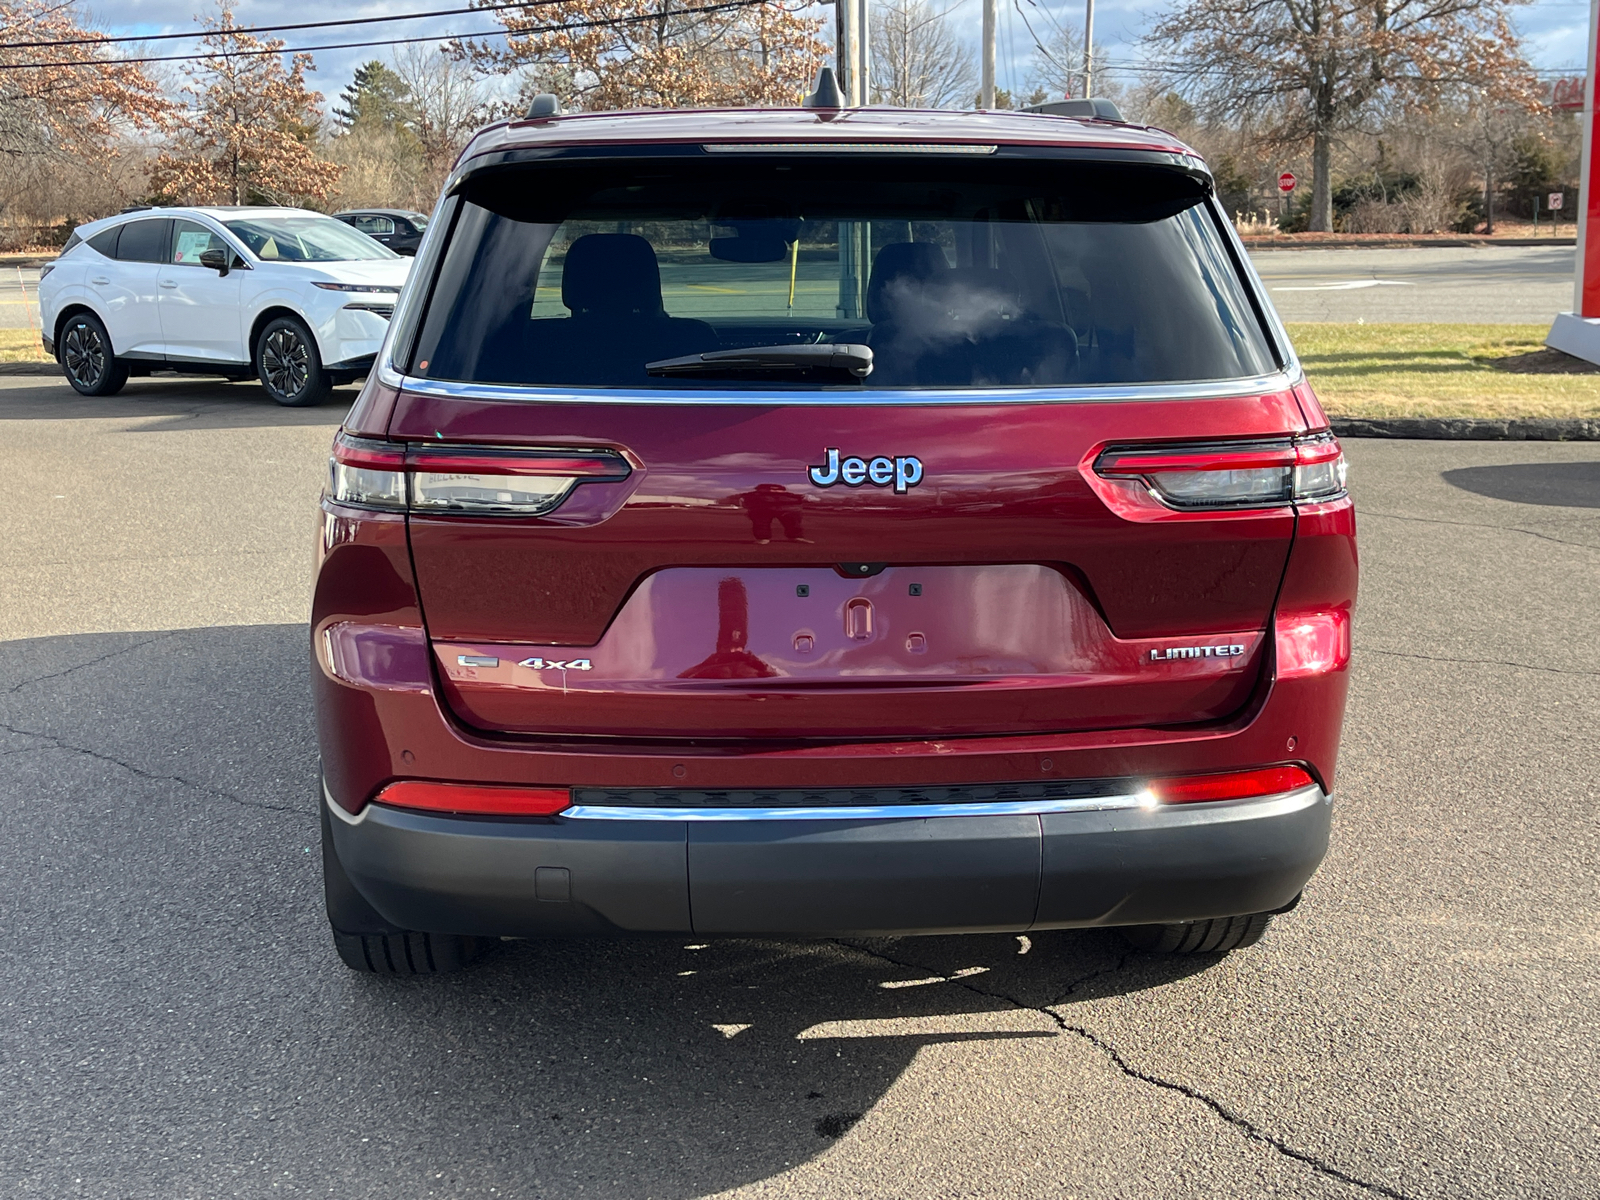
[[328, 787, 1331, 938]]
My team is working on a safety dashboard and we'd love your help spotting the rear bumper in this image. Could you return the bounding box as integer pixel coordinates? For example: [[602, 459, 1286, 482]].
[[327, 783, 1330, 938]]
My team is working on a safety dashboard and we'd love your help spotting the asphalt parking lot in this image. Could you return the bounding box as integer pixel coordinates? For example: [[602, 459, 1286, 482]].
[[2, 375, 1597, 1199]]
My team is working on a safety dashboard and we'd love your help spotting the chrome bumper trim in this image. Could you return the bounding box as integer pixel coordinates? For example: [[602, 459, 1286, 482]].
[[562, 785, 1327, 822], [566, 792, 1155, 821]]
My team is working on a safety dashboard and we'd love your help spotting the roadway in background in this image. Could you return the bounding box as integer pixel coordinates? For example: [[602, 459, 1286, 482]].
[[0, 244, 1579, 335], [1, 374, 1596, 1198]]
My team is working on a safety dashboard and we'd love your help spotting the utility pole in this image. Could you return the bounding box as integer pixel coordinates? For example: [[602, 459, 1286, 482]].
[[836, 0, 858, 104], [980, 0, 995, 108], [1082, 0, 1094, 97], [858, 0, 871, 104]]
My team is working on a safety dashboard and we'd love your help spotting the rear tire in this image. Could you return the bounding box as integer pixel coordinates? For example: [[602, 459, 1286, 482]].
[[255, 315, 332, 406], [1119, 912, 1274, 954], [321, 800, 488, 974], [59, 312, 129, 396]]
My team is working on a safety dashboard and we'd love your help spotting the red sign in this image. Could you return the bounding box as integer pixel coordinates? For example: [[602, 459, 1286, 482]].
[[1549, 192, 1565, 211], [1553, 77, 1586, 111], [1278, 172, 1297, 194]]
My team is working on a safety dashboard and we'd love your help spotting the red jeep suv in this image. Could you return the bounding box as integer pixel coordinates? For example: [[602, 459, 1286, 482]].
[[312, 102, 1355, 973]]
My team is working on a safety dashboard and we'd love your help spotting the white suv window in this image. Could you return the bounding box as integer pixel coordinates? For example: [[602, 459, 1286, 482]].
[[170, 219, 229, 266]]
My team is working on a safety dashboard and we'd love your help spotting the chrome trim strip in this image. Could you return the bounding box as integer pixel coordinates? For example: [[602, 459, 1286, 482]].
[[564, 785, 1328, 822], [565, 793, 1155, 821], [387, 369, 1303, 408]]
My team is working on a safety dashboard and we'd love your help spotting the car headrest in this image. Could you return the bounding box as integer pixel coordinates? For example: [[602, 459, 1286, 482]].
[[866, 241, 949, 323], [561, 233, 664, 317]]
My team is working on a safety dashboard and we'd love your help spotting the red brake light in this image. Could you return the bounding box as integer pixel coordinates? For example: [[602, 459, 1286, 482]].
[[1093, 434, 1347, 511], [326, 433, 630, 515], [333, 433, 405, 470], [1275, 610, 1352, 678], [374, 781, 572, 816], [1146, 765, 1316, 804], [404, 448, 630, 478]]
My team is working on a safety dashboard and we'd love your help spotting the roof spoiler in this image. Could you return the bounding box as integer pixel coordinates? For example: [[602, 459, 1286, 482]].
[[1022, 98, 1125, 122]]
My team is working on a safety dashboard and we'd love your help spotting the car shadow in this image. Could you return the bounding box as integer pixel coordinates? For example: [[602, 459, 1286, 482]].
[[0, 623, 1228, 1197], [1441, 461, 1600, 509], [0, 374, 356, 428]]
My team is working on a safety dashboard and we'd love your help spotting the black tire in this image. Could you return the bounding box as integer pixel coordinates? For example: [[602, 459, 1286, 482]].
[[59, 312, 129, 396], [1119, 912, 1274, 954], [321, 801, 489, 975], [255, 315, 332, 407]]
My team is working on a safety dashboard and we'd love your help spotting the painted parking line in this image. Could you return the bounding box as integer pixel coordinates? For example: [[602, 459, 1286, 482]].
[[1273, 280, 1417, 291]]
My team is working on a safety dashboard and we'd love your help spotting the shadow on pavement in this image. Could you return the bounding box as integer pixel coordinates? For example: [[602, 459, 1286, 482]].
[[1441, 461, 1600, 508], [0, 623, 1221, 1197], [0, 374, 355, 429]]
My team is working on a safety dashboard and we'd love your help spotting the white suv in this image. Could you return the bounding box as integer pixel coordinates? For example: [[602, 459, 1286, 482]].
[[38, 206, 412, 406]]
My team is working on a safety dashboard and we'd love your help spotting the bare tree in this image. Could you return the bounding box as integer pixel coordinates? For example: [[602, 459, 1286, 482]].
[[869, 0, 976, 109], [1145, 0, 1541, 231], [458, 0, 827, 111], [1016, 17, 1116, 104], [391, 45, 493, 195], [0, 0, 172, 241]]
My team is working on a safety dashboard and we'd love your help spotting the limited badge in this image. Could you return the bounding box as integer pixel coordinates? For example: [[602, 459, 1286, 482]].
[[808, 448, 924, 494]]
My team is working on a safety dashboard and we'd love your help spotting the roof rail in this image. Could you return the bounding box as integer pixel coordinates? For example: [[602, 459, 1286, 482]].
[[1022, 98, 1125, 122]]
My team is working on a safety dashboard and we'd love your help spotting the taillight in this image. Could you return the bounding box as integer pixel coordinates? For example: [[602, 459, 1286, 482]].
[[1144, 765, 1316, 804], [374, 780, 572, 816], [1275, 610, 1351, 678], [329, 435, 406, 509], [1095, 433, 1347, 511], [327, 432, 630, 515]]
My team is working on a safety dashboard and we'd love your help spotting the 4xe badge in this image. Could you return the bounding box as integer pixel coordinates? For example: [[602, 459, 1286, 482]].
[[808, 448, 924, 495]]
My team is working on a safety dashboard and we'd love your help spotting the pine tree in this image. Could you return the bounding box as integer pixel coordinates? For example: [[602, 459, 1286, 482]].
[[335, 61, 415, 130]]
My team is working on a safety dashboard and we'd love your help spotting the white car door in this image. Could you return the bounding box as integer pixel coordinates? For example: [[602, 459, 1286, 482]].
[[158, 219, 245, 363], [88, 218, 168, 357]]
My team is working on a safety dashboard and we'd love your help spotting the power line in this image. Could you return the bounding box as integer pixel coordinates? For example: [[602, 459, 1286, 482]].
[[0, 0, 561, 52], [0, 0, 778, 71]]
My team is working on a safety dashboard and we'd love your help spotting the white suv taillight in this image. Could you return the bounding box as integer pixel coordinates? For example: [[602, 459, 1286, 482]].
[[327, 433, 630, 515], [1095, 433, 1347, 511]]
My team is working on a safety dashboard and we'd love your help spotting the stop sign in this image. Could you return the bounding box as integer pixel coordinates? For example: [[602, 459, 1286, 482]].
[[1278, 172, 1297, 194]]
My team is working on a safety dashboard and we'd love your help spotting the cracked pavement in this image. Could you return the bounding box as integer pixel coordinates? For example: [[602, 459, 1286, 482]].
[[1, 375, 1598, 1198]]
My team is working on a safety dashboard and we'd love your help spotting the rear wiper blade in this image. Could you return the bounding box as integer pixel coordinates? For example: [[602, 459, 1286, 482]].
[[645, 343, 873, 379]]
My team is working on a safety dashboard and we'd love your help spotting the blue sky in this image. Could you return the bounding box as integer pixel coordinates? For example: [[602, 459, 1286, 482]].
[[97, 0, 1594, 113]]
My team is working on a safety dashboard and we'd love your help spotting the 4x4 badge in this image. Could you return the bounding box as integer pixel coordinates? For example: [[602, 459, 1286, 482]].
[[518, 657, 593, 670], [808, 448, 924, 494]]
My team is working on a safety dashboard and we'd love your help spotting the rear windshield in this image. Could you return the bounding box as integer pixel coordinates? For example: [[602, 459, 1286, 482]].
[[406, 156, 1277, 390]]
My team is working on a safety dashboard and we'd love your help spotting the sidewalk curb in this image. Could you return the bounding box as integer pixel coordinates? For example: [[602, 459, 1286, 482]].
[[1242, 236, 1575, 250], [1332, 416, 1600, 441], [0, 362, 59, 375]]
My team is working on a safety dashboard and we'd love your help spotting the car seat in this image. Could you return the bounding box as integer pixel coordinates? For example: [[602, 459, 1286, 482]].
[[510, 233, 717, 385]]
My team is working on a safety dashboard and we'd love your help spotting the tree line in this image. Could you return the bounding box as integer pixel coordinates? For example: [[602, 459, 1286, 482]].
[[0, 0, 1572, 247]]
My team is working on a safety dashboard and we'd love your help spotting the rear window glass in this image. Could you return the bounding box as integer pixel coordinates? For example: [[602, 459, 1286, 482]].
[[407, 156, 1277, 391], [115, 219, 170, 263]]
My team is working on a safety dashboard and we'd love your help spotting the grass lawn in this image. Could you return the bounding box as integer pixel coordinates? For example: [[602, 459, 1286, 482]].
[[0, 328, 46, 362], [1287, 323, 1599, 419]]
